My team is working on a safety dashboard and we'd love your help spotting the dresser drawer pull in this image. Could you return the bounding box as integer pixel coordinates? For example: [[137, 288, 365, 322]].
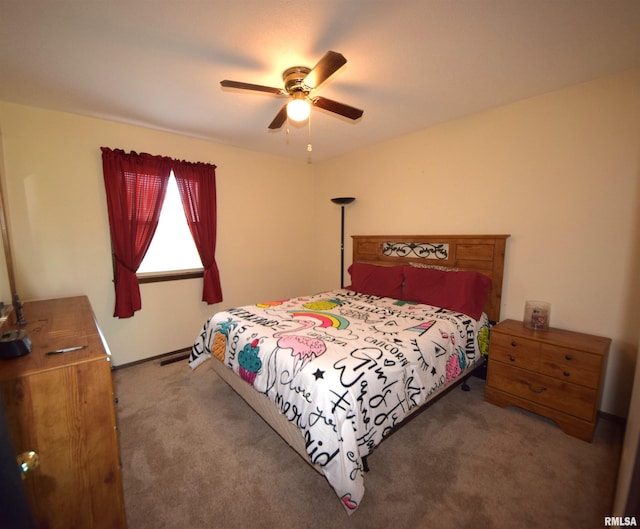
[[526, 382, 547, 394], [508, 355, 516, 362], [563, 371, 570, 377], [565, 354, 573, 361], [511, 341, 517, 347]]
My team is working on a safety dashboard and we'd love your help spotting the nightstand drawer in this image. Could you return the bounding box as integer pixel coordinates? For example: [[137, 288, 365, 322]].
[[490, 332, 540, 371], [487, 361, 597, 421], [539, 344, 602, 389]]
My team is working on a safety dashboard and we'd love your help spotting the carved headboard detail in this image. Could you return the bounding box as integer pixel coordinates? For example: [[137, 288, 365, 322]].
[[352, 234, 510, 323]]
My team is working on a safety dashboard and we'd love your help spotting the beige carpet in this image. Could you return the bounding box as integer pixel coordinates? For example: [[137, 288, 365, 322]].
[[113, 358, 623, 529]]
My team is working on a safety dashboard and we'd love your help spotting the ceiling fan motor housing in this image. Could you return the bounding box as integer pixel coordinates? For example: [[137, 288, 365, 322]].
[[283, 66, 311, 95]]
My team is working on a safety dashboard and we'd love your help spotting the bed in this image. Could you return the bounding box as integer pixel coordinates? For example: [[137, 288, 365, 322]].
[[189, 234, 509, 514]]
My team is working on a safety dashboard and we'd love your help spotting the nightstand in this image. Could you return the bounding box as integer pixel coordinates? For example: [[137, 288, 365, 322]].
[[484, 319, 610, 442]]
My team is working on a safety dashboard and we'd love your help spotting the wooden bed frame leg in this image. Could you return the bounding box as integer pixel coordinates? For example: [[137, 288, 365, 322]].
[[362, 456, 370, 473]]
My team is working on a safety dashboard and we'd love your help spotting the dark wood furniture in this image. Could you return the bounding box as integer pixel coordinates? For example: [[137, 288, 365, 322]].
[[0, 296, 127, 528]]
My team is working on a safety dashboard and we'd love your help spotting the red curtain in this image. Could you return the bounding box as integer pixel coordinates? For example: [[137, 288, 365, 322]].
[[101, 148, 172, 318], [173, 160, 223, 304]]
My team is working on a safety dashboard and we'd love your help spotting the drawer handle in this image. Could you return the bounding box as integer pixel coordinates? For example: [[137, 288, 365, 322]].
[[511, 341, 517, 347], [565, 354, 573, 361], [563, 371, 570, 377], [508, 355, 516, 362], [526, 382, 547, 394]]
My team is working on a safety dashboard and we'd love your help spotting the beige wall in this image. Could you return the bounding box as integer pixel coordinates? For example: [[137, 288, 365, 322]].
[[0, 68, 638, 417], [0, 103, 315, 365], [314, 69, 640, 417]]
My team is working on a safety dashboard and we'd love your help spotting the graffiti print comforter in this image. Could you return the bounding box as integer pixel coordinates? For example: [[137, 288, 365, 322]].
[[189, 289, 489, 514]]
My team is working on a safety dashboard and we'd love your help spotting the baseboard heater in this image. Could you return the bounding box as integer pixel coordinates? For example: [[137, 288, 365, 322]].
[[159, 347, 191, 366]]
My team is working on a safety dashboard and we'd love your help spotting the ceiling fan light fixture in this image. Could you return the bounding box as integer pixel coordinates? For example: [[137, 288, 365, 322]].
[[287, 92, 311, 122], [222, 51, 362, 130]]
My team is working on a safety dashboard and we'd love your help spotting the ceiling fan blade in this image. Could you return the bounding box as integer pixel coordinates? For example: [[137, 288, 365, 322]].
[[268, 104, 288, 129], [312, 97, 364, 120], [303, 51, 347, 90], [221, 80, 284, 95]]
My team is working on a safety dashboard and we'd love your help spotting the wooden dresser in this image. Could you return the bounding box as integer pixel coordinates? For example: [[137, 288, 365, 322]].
[[0, 296, 127, 528], [485, 319, 610, 442]]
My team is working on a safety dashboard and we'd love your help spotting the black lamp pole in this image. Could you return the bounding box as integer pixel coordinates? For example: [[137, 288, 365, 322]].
[[330, 197, 355, 288]]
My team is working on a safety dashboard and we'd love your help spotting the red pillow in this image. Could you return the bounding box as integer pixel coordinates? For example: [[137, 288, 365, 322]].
[[346, 263, 404, 299], [402, 266, 491, 320]]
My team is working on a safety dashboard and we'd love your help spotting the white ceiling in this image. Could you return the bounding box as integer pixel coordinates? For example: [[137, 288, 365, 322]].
[[1, 1, 639, 163]]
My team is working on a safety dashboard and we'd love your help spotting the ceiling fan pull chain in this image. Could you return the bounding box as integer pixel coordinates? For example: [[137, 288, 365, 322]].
[[306, 113, 313, 164]]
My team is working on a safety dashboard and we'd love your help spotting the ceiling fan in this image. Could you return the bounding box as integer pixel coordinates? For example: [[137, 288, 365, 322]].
[[221, 51, 364, 130]]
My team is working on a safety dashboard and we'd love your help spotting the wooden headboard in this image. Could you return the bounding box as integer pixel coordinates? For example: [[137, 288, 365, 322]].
[[352, 234, 510, 323]]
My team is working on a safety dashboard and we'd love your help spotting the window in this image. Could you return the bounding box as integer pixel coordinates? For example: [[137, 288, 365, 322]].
[[101, 147, 222, 318], [137, 171, 203, 281]]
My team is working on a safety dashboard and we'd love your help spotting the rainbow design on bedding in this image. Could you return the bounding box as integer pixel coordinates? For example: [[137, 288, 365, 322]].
[[288, 310, 350, 329]]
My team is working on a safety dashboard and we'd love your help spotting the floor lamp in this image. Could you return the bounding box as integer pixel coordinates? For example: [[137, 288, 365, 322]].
[[330, 197, 355, 288]]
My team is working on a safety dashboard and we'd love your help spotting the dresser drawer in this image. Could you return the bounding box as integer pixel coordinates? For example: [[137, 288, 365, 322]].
[[487, 361, 597, 421], [490, 332, 540, 371], [539, 344, 602, 389]]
